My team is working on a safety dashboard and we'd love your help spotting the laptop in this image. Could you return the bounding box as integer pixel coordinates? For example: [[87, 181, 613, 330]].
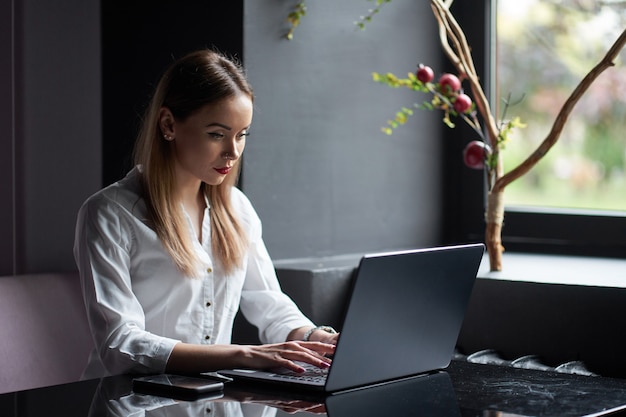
[[220, 243, 484, 393]]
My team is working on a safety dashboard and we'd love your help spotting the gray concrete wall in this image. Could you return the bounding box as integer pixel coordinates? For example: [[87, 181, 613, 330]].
[[242, 0, 444, 260]]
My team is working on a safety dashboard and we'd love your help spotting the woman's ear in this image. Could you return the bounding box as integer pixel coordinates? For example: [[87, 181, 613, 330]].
[[159, 107, 175, 141]]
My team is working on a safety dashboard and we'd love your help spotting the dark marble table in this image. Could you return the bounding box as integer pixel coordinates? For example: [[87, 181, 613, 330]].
[[3, 360, 626, 417], [448, 360, 626, 417]]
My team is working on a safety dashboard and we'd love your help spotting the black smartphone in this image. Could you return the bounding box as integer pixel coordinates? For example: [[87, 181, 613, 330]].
[[133, 374, 224, 400]]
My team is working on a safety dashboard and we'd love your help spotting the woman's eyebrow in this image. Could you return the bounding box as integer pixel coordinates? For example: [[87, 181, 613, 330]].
[[206, 122, 232, 130]]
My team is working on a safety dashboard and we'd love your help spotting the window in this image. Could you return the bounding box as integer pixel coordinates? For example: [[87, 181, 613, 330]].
[[498, 0, 626, 213], [444, 1, 626, 259]]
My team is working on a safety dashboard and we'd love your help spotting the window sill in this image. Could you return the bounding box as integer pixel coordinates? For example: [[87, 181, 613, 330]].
[[274, 251, 626, 288], [477, 252, 626, 288]]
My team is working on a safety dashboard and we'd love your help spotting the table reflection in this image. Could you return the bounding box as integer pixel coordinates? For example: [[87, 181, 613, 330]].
[[87, 371, 460, 417], [88, 376, 279, 417]]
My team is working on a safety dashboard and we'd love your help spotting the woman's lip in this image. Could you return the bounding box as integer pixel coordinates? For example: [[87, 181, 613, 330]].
[[214, 167, 231, 175]]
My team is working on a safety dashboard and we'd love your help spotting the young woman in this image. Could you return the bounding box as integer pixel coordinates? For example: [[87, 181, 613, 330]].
[[74, 49, 338, 378]]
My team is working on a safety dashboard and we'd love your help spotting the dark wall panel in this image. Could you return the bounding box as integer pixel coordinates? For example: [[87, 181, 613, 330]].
[[101, 1, 244, 186], [0, 0, 15, 275], [13, 0, 101, 273]]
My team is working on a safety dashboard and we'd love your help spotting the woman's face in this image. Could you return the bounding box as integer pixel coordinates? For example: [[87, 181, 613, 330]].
[[161, 94, 253, 187]]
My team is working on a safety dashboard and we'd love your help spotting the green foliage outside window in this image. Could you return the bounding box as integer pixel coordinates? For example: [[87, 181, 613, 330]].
[[498, 0, 626, 212]]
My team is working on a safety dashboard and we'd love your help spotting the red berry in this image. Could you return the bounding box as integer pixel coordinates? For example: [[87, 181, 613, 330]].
[[416, 64, 434, 83], [439, 73, 461, 95], [463, 140, 490, 170], [453, 93, 472, 113]]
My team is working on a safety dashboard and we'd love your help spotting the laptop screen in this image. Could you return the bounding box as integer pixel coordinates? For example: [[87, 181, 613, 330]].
[[325, 244, 484, 391]]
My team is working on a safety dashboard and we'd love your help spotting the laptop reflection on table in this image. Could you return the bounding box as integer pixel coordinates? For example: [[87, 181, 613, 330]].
[[224, 370, 461, 417], [322, 371, 461, 417]]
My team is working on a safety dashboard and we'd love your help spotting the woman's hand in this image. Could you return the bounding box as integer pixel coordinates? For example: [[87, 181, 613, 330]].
[[239, 341, 335, 373], [166, 339, 335, 375]]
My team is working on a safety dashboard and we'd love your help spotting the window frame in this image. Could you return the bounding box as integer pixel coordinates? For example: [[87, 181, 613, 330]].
[[441, 0, 626, 260]]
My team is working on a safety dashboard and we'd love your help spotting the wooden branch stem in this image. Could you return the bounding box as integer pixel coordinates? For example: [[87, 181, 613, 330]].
[[430, 0, 500, 163]]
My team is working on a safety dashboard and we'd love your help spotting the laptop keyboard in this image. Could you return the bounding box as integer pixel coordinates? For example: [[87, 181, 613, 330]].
[[271, 362, 329, 384]]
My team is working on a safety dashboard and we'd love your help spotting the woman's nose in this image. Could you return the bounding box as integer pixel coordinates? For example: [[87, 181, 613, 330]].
[[222, 141, 241, 160]]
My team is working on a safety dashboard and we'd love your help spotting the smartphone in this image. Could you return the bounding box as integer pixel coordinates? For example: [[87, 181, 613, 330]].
[[133, 374, 224, 400]]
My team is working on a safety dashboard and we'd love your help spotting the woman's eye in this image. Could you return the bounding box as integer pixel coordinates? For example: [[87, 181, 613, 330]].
[[238, 131, 250, 139], [208, 132, 224, 139]]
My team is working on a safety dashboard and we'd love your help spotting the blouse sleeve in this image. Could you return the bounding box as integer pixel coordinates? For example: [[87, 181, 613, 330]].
[[74, 193, 179, 376], [235, 191, 315, 343]]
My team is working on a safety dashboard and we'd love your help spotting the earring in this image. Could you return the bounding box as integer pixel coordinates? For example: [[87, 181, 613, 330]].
[[163, 134, 174, 141]]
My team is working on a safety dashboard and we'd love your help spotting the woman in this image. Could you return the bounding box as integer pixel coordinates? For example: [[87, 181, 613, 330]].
[[74, 49, 338, 379]]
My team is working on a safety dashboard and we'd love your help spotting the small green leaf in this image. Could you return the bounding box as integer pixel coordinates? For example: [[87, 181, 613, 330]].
[[443, 114, 455, 128]]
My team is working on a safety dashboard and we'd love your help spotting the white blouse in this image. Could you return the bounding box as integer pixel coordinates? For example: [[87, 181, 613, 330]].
[[74, 167, 314, 378]]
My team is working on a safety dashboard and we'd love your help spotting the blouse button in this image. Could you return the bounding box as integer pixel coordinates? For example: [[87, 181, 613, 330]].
[[205, 335, 211, 341], [207, 267, 213, 273], [206, 301, 212, 307]]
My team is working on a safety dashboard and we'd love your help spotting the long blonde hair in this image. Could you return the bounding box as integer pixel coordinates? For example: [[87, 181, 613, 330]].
[[133, 50, 253, 276]]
